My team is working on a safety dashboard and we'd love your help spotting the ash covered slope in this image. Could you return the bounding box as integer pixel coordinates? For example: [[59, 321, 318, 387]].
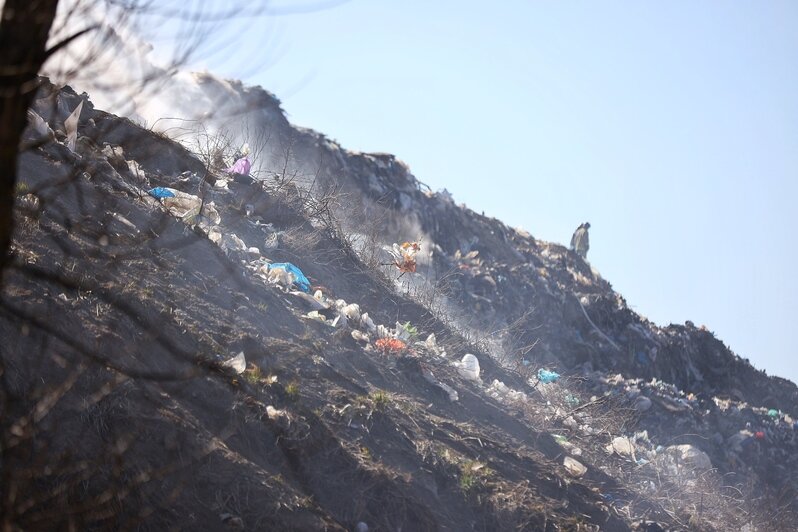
[[1, 77, 797, 531], [190, 74, 797, 412]]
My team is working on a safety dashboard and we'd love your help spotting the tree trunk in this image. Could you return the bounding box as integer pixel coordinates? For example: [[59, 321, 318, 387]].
[[0, 0, 60, 286]]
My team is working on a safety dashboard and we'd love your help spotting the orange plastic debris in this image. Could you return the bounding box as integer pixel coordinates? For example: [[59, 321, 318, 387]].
[[374, 338, 407, 354]]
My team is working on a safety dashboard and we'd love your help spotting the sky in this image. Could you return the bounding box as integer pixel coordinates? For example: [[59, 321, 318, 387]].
[[186, 1, 798, 383]]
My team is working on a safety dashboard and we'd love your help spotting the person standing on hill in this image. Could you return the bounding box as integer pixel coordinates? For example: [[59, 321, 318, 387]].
[[570, 222, 590, 259]]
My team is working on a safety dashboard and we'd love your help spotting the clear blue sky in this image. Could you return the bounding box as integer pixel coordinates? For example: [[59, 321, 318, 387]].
[[193, 1, 798, 384]]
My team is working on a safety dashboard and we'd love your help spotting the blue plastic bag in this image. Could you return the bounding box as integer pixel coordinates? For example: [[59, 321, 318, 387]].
[[148, 187, 176, 199], [269, 262, 311, 293], [537, 368, 560, 384]]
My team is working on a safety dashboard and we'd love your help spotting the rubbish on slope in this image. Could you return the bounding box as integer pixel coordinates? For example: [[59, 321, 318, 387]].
[[537, 368, 561, 384], [27, 109, 54, 141], [268, 263, 310, 292], [375, 338, 407, 354], [341, 303, 361, 321], [420, 333, 445, 357], [607, 436, 635, 457], [147, 187, 221, 225], [290, 290, 328, 310], [222, 352, 246, 374], [396, 320, 418, 341], [64, 100, 84, 152], [574, 294, 622, 351], [665, 444, 712, 470], [360, 312, 376, 333], [457, 354, 481, 381], [421, 367, 459, 402], [306, 310, 329, 324], [148, 187, 176, 199], [563, 457, 587, 477], [351, 330, 370, 343], [384, 241, 420, 276]]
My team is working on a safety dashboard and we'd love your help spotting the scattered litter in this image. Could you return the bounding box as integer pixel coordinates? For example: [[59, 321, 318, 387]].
[[18, 193, 40, 212], [384, 241, 420, 276], [421, 367, 459, 402], [306, 311, 328, 324], [64, 100, 83, 152], [665, 444, 712, 470], [147, 187, 221, 225], [360, 313, 376, 333], [269, 263, 310, 292], [563, 456, 587, 477], [351, 330, 370, 343], [220, 233, 247, 256], [537, 369, 561, 384], [290, 290, 328, 310], [456, 354, 481, 381], [27, 109, 54, 141], [565, 394, 580, 407], [222, 352, 246, 374], [148, 187, 175, 199], [607, 436, 635, 457], [376, 324, 392, 339], [486, 380, 527, 403], [755, 431, 766, 441], [355, 522, 369, 532], [768, 409, 779, 418], [395, 320, 418, 341], [127, 159, 145, 182], [265, 405, 287, 420], [375, 338, 407, 354], [341, 303, 361, 321]]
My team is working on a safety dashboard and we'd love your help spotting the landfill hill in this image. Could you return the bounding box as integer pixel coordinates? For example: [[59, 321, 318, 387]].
[[2, 77, 797, 531]]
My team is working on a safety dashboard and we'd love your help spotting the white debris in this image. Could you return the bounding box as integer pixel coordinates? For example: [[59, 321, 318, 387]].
[[376, 324, 392, 339], [665, 444, 712, 470], [341, 303, 361, 321], [305, 311, 327, 323], [351, 330, 370, 343], [27, 109, 54, 141], [222, 351, 246, 374], [457, 354, 481, 381], [290, 290, 328, 310], [360, 312, 376, 333], [423, 333, 445, 357], [266, 266, 295, 289], [607, 437, 635, 457], [64, 100, 83, 152], [266, 405, 287, 420], [127, 159, 145, 182], [486, 379, 527, 403], [421, 367, 459, 402], [563, 457, 587, 477]]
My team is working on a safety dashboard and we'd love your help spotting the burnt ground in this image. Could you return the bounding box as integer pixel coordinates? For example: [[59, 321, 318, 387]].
[[1, 81, 796, 531]]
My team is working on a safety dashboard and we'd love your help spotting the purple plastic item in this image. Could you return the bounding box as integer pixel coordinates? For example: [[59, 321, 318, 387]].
[[225, 157, 251, 176]]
